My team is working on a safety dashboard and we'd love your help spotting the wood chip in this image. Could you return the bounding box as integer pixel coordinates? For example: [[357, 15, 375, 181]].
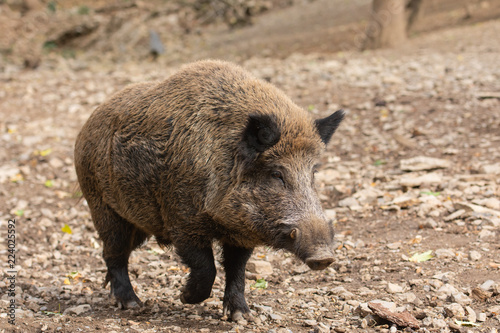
[[368, 302, 420, 329], [471, 287, 492, 301]]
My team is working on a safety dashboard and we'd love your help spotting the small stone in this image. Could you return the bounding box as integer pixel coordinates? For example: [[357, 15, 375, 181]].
[[360, 318, 368, 329], [437, 284, 459, 296], [316, 169, 341, 184], [63, 304, 91, 315], [480, 280, 496, 291], [444, 303, 465, 318], [400, 292, 418, 304], [368, 300, 396, 312], [368, 302, 420, 329], [324, 209, 336, 221], [254, 304, 273, 314], [431, 318, 447, 328], [387, 283, 404, 294], [477, 312, 487, 322], [419, 218, 438, 229], [49, 157, 64, 169], [451, 292, 472, 305], [40, 208, 54, 219], [340, 290, 356, 300], [353, 187, 383, 204], [469, 250, 481, 261], [481, 163, 500, 174], [435, 248, 455, 258], [488, 305, 500, 315], [479, 229, 495, 238], [448, 322, 462, 331], [444, 209, 466, 222], [386, 241, 402, 249], [390, 194, 420, 207], [355, 303, 372, 317], [399, 173, 442, 187], [269, 313, 282, 321], [304, 319, 317, 326], [455, 202, 500, 218], [483, 197, 500, 210], [464, 306, 476, 322], [338, 197, 362, 211], [246, 260, 273, 275], [400, 156, 451, 171], [0, 165, 19, 183], [330, 286, 347, 295]]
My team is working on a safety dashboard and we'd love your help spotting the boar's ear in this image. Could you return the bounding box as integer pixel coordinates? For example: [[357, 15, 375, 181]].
[[315, 109, 345, 145], [241, 114, 281, 156]]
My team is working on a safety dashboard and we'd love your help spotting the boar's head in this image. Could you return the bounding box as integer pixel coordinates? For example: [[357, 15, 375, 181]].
[[212, 106, 345, 271]]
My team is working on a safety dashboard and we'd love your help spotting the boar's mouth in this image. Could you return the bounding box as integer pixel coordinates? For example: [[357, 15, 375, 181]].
[[305, 254, 334, 270]]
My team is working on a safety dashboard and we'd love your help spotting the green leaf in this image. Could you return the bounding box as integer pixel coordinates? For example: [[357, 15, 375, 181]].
[[455, 320, 481, 327], [420, 191, 441, 196], [252, 278, 268, 289], [44, 179, 54, 188], [409, 250, 433, 263], [68, 271, 80, 279], [15, 209, 24, 217], [374, 159, 386, 166], [61, 224, 73, 234], [42, 311, 62, 316]]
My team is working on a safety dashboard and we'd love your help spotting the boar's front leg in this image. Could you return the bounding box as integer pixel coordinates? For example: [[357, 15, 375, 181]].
[[176, 245, 216, 304], [222, 244, 253, 321]]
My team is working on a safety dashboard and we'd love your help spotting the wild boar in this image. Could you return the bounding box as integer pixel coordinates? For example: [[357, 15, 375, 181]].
[[74, 60, 344, 321]]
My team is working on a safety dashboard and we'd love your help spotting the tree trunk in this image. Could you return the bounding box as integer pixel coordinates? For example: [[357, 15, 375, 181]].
[[407, 0, 425, 32], [364, 0, 407, 49]]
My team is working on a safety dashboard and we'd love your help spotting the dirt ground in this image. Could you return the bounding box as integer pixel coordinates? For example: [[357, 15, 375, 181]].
[[0, 1, 500, 332]]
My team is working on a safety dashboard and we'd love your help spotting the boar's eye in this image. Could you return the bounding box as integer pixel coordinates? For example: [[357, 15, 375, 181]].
[[271, 170, 284, 185]]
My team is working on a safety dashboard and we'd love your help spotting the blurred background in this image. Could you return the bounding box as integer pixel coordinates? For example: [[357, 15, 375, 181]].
[[1, 0, 500, 67]]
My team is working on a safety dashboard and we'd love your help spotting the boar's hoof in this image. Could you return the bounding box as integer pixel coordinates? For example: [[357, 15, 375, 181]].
[[223, 308, 253, 323], [111, 293, 143, 310], [305, 257, 334, 270], [180, 286, 211, 304]]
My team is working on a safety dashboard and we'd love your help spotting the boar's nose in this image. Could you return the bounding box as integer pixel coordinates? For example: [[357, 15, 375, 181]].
[[305, 256, 334, 270]]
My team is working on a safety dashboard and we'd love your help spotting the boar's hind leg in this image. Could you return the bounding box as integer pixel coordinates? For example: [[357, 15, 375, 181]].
[[176, 245, 216, 304], [91, 203, 148, 309], [222, 245, 253, 321]]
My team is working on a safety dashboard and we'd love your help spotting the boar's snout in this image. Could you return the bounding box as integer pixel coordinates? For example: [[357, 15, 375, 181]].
[[285, 217, 335, 271], [305, 254, 334, 270]]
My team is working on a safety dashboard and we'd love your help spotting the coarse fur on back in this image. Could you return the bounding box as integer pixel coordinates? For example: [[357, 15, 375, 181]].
[[74, 59, 344, 319]]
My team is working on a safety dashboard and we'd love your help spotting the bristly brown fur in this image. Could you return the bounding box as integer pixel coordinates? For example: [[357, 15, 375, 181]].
[[74, 59, 344, 318]]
